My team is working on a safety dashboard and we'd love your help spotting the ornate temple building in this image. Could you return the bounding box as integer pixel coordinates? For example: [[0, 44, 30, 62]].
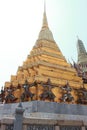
[[0, 3, 87, 105]]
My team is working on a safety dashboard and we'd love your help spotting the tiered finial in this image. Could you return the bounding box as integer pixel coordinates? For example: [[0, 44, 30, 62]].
[[42, 0, 48, 28], [37, 0, 55, 42]]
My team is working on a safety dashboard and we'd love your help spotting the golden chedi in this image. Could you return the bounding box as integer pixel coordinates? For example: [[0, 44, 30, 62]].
[[3, 5, 87, 104]]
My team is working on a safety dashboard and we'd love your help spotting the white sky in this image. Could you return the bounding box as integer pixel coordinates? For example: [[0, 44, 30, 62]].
[[0, 0, 87, 88]]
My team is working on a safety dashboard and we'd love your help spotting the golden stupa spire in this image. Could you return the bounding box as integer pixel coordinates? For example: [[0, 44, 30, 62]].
[[38, 0, 55, 42], [42, 0, 48, 28]]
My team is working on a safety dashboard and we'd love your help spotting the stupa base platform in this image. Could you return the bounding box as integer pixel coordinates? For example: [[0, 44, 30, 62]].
[[0, 101, 87, 130]]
